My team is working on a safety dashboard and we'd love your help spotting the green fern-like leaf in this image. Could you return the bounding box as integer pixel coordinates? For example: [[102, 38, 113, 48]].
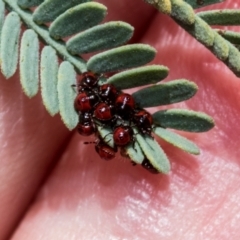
[[145, 0, 240, 77], [0, 0, 215, 174]]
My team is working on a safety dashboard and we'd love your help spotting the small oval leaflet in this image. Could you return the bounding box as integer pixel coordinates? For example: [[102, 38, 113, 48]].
[[133, 79, 198, 108], [144, 0, 171, 14], [216, 29, 240, 45], [0, 0, 5, 46], [87, 44, 156, 73], [58, 61, 78, 130], [17, 0, 44, 8], [33, 0, 91, 23], [136, 133, 170, 174], [197, 10, 240, 26], [212, 32, 229, 61], [194, 17, 215, 47], [49, 2, 107, 39], [184, 0, 224, 9], [41, 46, 59, 116], [154, 127, 200, 155], [97, 125, 114, 148], [153, 109, 214, 132], [20, 29, 39, 98], [125, 141, 145, 165], [0, 11, 21, 79], [67, 21, 134, 54], [107, 65, 169, 90], [171, 0, 195, 25], [227, 43, 240, 76]]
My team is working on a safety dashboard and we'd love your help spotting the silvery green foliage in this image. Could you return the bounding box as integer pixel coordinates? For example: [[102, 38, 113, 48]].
[[40, 46, 59, 116], [0, 0, 215, 174], [184, 0, 223, 9], [0, 11, 21, 79], [145, 0, 240, 77], [20, 29, 39, 97]]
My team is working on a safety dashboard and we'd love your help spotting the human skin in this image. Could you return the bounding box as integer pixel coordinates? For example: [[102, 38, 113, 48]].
[[1, 0, 240, 239]]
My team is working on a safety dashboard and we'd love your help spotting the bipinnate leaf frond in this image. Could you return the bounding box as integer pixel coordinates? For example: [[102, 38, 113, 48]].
[[0, 0, 215, 173]]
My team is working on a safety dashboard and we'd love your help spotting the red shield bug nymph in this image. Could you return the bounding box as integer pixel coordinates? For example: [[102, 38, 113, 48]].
[[94, 102, 115, 122], [113, 125, 134, 147], [98, 84, 118, 104], [115, 93, 135, 120], [141, 158, 159, 174], [133, 109, 153, 136], [77, 112, 96, 136], [77, 71, 99, 92], [74, 92, 99, 113], [95, 140, 118, 160]]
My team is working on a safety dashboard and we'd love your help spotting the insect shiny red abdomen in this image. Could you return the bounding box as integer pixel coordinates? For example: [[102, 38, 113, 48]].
[[98, 84, 118, 104], [115, 93, 135, 119], [77, 123, 95, 136], [74, 92, 99, 112], [94, 102, 114, 121], [113, 126, 134, 146], [95, 141, 117, 160], [133, 110, 153, 135], [77, 71, 98, 91], [141, 158, 159, 174], [77, 112, 95, 136]]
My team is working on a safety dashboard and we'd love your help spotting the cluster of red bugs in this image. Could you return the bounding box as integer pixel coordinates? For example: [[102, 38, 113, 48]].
[[74, 71, 159, 173]]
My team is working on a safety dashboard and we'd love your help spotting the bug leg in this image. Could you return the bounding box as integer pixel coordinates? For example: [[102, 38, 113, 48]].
[[71, 84, 79, 94], [102, 132, 113, 143]]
